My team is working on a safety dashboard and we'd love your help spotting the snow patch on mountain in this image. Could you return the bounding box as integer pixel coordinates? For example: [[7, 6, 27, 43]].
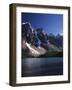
[[25, 42, 47, 57], [26, 42, 40, 55]]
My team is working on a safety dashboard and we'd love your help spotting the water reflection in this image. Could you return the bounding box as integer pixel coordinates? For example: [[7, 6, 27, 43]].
[[22, 57, 63, 77]]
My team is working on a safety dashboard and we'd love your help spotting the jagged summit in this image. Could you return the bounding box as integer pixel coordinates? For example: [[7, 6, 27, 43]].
[[22, 22, 63, 57]]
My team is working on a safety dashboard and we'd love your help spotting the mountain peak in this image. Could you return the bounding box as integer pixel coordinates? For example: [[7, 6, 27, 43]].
[[22, 22, 63, 57]]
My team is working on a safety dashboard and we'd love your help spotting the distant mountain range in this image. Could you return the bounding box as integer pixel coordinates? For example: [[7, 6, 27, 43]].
[[22, 22, 63, 57]]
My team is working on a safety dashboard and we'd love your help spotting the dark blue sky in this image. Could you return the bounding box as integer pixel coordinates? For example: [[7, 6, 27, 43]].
[[22, 13, 63, 35]]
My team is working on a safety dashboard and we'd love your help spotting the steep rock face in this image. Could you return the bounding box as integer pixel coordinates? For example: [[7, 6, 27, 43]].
[[22, 22, 39, 47], [22, 22, 49, 48], [22, 22, 33, 44], [22, 22, 63, 57]]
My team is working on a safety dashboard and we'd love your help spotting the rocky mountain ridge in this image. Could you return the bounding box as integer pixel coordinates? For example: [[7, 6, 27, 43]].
[[22, 22, 63, 57]]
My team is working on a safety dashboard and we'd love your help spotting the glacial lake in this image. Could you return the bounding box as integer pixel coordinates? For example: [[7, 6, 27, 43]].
[[22, 57, 63, 77]]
